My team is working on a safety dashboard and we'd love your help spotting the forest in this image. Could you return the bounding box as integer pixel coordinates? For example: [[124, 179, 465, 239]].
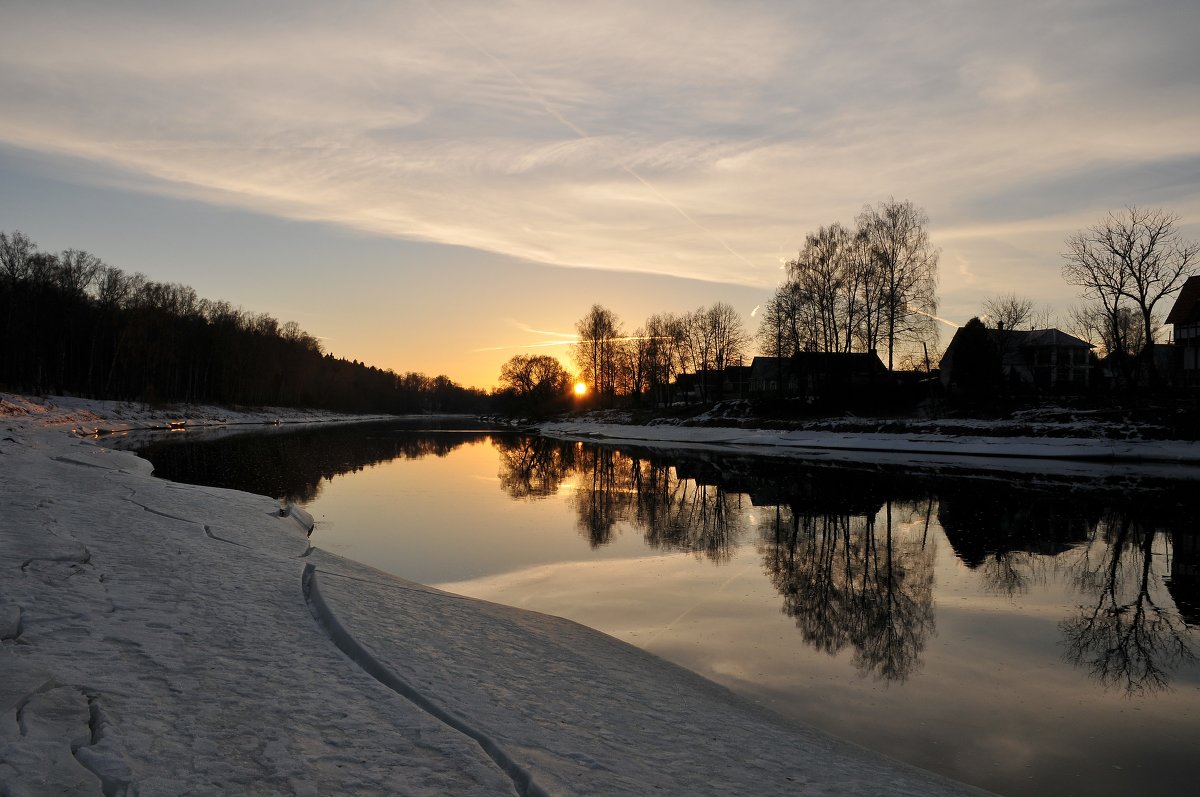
[[0, 230, 488, 414]]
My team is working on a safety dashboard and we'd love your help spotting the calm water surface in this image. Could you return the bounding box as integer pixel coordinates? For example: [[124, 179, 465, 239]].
[[133, 421, 1200, 797]]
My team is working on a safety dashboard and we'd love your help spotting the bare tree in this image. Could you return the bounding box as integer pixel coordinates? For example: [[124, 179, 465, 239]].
[[756, 291, 796, 358], [785, 223, 866, 353], [55, 249, 104, 297], [499, 354, 571, 416], [0, 230, 36, 283], [681, 308, 711, 377], [571, 305, 622, 402], [704, 301, 748, 372], [678, 302, 748, 401], [643, 312, 686, 406], [1067, 304, 1150, 361], [856, 199, 940, 370], [1063, 207, 1198, 378], [980, 293, 1051, 331], [850, 227, 885, 355]]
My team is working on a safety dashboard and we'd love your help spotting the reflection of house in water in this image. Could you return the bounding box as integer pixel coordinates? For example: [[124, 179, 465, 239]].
[[673, 456, 896, 518], [937, 486, 1095, 568], [1169, 532, 1200, 627], [746, 486, 883, 519]]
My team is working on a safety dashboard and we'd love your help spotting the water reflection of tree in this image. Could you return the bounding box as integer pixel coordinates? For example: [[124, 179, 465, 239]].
[[515, 443, 936, 678], [559, 449, 748, 559], [762, 499, 935, 682], [136, 424, 489, 502], [574, 446, 624, 546], [1060, 515, 1196, 696], [540, 448, 739, 557], [495, 439, 1199, 690], [494, 436, 577, 500], [638, 464, 745, 564], [939, 484, 1197, 693]]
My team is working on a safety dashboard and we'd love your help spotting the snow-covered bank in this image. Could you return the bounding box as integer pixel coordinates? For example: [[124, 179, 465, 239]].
[[0, 392, 398, 435], [537, 418, 1200, 481], [1, 400, 988, 795]]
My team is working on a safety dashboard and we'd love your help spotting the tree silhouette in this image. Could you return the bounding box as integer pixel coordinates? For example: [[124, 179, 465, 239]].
[[1062, 207, 1198, 384], [498, 354, 571, 417], [494, 436, 576, 500], [0, 229, 489, 414], [1060, 516, 1196, 695], [763, 499, 935, 681]]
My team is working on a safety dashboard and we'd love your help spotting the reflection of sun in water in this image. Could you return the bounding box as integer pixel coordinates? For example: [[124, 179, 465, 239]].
[[574, 382, 588, 396]]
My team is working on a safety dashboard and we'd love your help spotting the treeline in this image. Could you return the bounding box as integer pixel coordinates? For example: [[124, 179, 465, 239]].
[[570, 301, 749, 406], [548, 198, 941, 410], [497, 301, 752, 413], [0, 230, 488, 413]]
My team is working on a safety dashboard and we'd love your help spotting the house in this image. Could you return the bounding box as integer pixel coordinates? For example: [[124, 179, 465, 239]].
[[793, 351, 887, 395], [673, 366, 753, 403], [1165, 275, 1200, 384], [720, 365, 753, 399], [750, 352, 887, 398], [940, 324, 1094, 392], [749, 356, 798, 395]]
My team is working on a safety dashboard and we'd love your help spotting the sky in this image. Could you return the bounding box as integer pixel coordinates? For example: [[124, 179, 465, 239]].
[[2, 0, 1199, 389]]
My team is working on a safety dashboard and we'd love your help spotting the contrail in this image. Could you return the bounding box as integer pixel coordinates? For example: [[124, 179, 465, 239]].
[[507, 319, 578, 338], [643, 563, 753, 648], [473, 339, 577, 353], [909, 306, 960, 329], [424, 2, 760, 272]]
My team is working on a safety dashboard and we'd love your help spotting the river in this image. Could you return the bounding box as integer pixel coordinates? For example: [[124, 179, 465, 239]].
[[130, 419, 1200, 797]]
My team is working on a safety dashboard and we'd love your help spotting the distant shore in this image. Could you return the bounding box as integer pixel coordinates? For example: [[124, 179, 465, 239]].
[[535, 414, 1200, 485], [0, 394, 988, 795]]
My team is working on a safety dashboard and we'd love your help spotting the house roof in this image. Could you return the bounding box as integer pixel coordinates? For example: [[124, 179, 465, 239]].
[[1165, 276, 1200, 325], [750, 352, 886, 379], [793, 351, 888, 373], [1019, 328, 1093, 349], [750, 357, 792, 380], [939, 325, 1092, 374]]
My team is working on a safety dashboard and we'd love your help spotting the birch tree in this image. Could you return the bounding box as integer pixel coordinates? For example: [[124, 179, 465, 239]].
[[856, 199, 940, 370]]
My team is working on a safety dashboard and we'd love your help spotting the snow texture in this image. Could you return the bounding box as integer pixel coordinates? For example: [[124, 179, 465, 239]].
[[1, 394, 988, 795]]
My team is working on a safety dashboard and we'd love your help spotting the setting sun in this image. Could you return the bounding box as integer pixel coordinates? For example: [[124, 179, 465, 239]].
[[573, 381, 588, 396]]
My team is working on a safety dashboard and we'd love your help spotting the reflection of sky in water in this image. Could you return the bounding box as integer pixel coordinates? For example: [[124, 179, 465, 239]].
[[143, 429, 1200, 797], [308, 440, 653, 583], [434, 515, 1199, 797]]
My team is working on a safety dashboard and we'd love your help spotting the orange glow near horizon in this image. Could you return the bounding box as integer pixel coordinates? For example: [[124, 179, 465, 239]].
[[573, 381, 588, 396]]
